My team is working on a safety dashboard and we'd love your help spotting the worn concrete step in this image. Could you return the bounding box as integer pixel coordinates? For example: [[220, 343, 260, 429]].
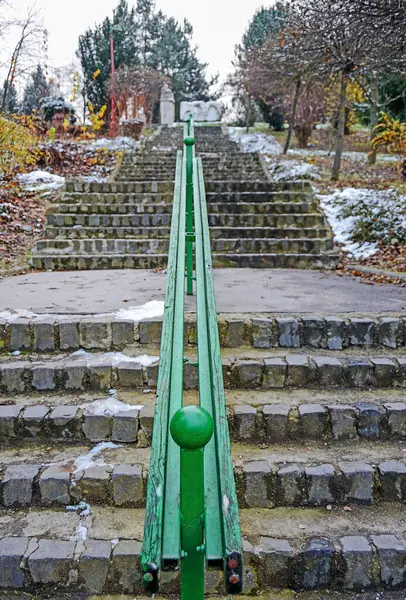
[[60, 192, 174, 204], [52, 202, 173, 215], [64, 181, 174, 194], [211, 252, 339, 269], [206, 191, 315, 202], [2, 440, 406, 510], [208, 201, 320, 214], [205, 180, 313, 193], [46, 213, 172, 227], [2, 505, 406, 592], [2, 387, 406, 445], [208, 213, 327, 228], [1, 312, 403, 354], [0, 351, 405, 395], [29, 254, 168, 270]]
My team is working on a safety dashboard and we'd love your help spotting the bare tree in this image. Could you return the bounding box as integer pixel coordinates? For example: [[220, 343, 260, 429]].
[[1, 5, 45, 112]]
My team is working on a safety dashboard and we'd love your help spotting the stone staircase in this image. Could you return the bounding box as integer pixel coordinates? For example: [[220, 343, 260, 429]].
[[30, 124, 339, 270], [1, 310, 406, 594]]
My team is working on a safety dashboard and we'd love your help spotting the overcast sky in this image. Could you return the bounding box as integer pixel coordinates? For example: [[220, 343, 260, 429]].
[[9, 0, 269, 82]]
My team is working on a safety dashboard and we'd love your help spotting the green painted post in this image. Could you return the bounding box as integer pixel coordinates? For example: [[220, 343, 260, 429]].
[[170, 406, 214, 600], [184, 136, 195, 296]]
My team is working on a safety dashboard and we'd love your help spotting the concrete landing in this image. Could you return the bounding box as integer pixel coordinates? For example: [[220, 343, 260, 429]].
[[0, 268, 405, 314]]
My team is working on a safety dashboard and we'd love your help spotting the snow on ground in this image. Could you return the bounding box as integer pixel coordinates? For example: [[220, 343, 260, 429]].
[[114, 300, 164, 321], [289, 147, 401, 163], [71, 350, 159, 367], [317, 187, 406, 259], [72, 441, 122, 473], [227, 127, 283, 154], [86, 136, 141, 151], [266, 159, 321, 181], [81, 389, 143, 417], [17, 171, 65, 191]]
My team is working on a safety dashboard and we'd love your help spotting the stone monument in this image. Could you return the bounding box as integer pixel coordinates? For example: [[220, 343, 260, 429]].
[[180, 100, 222, 122], [160, 84, 175, 125]]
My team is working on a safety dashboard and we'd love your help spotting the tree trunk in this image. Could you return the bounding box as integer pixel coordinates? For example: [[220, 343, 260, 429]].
[[283, 78, 301, 155], [331, 71, 348, 181], [368, 73, 379, 165]]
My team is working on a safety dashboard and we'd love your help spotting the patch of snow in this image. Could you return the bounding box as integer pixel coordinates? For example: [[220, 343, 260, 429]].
[[73, 442, 122, 473], [114, 300, 164, 322], [87, 136, 141, 151], [81, 396, 143, 417], [288, 147, 401, 163], [66, 501, 91, 515], [0, 309, 42, 321], [267, 160, 321, 181], [227, 127, 283, 155], [317, 187, 406, 258], [71, 523, 88, 541], [80, 175, 108, 183], [111, 538, 119, 548], [70, 350, 159, 367], [17, 170, 65, 191], [222, 494, 230, 517]]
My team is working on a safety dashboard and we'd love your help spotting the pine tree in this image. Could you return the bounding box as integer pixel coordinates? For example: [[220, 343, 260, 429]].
[[2, 80, 18, 112], [240, 3, 289, 54], [22, 65, 50, 115]]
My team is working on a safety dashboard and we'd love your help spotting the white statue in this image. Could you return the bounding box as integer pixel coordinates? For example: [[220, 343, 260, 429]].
[[160, 84, 175, 125], [180, 101, 222, 122]]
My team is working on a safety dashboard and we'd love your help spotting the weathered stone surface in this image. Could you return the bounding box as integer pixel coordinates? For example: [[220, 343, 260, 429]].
[[372, 358, 397, 387], [40, 465, 70, 505], [79, 539, 111, 593], [329, 405, 357, 440], [49, 405, 80, 438], [378, 317, 401, 349], [355, 402, 383, 439], [1, 363, 28, 393], [87, 356, 112, 390], [77, 465, 112, 502], [146, 362, 159, 388], [276, 463, 302, 505], [139, 319, 162, 345], [0, 404, 21, 438], [80, 318, 112, 350], [234, 405, 257, 441], [22, 404, 49, 436], [339, 461, 374, 504], [244, 460, 271, 508], [379, 461, 406, 501], [64, 359, 87, 390], [297, 538, 335, 589], [109, 540, 142, 593], [28, 539, 76, 584], [32, 365, 56, 391], [302, 317, 325, 348], [34, 318, 55, 352], [346, 359, 372, 388], [263, 358, 286, 388], [112, 464, 143, 507], [277, 318, 300, 348], [371, 534, 406, 588], [183, 362, 199, 390], [139, 404, 154, 443], [112, 409, 139, 443], [82, 413, 112, 442], [397, 358, 406, 387], [263, 404, 289, 441], [112, 319, 134, 348], [234, 360, 262, 388], [10, 320, 31, 351], [325, 316, 345, 350], [226, 319, 245, 348], [349, 318, 375, 346], [116, 361, 143, 389], [299, 404, 326, 439], [251, 318, 273, 349], [313, 356, 343, 387], [305, 464, 335, 505], [0, 537, 29, 588], [385, 403, 406, 437], [2, 463, 40, 506], [340, 535, 372, 590], [286, 355, 309, 386], [258, 537, 294, 587], [59, 318, 80, 350]]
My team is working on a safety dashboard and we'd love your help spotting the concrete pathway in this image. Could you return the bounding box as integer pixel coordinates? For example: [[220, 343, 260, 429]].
[[1, 269, 405, 314]]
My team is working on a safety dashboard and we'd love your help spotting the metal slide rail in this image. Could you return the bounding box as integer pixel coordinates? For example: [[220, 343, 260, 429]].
[[141, 119, 243, 599]]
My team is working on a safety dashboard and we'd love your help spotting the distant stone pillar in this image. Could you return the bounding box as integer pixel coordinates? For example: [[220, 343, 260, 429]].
[[160, 83, 175, 125]]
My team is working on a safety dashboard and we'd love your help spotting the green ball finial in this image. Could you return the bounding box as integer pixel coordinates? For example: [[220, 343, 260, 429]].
[[170, 406, 213, 450], [184, 136, 195, 146]]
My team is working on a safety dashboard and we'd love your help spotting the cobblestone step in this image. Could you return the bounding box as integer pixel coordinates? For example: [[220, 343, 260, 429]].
[[46, 213, 172, 227], [209, 213, 327, 227], [2, 389, 406, 444], [29, 254, 168, 270], [2, 313, 403, 354], [52, 202, 172, 215], [60, 192, 174, 204], [0, 351, 405, 395], [1, 441, 406, 510], [1, 505, 406, 592], [64, 181, 174, 194], [212, 252, 339, 269]]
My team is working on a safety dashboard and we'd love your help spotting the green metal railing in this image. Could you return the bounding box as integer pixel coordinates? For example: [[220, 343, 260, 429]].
[[141, 118, 243, 599]]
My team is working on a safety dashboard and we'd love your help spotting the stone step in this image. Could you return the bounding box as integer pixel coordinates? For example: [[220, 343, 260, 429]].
[[30, 252, 339, 270], [0, 351, 405, 395], [46, 213, 172, 227], [1, 440, 406, 510], [1, 312, 403, 354], [2, 387, 406, 445], [65, 181, 174, 194], [206, 191, 314, 202], [208, 213, 327, 227], [33, 238, 334, 256], [43, 226, 331, 241], [205, 180, 313, 193], [60, 192, 174, 204], [51, 201, 319, 216], [1, 505, 406, 592]]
